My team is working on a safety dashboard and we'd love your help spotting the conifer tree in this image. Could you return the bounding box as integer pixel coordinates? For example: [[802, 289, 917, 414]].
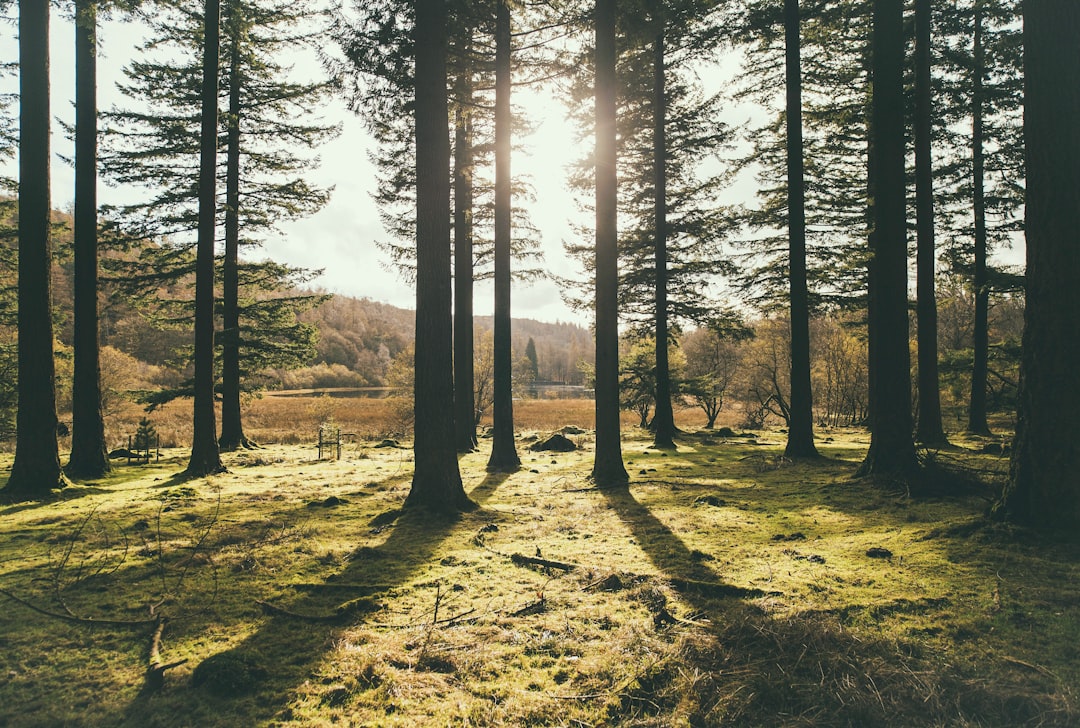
[[4, 0, 67, 499]]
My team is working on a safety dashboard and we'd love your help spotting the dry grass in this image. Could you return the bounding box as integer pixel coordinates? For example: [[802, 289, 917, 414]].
[[1, 420, 1077, 727]]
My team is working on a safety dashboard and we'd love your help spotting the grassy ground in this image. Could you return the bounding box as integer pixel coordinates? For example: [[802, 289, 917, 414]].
[[0, 424, 1076, 727]]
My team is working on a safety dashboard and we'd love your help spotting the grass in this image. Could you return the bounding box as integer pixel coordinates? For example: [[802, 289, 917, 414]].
[[0, 413, 1077, 726]]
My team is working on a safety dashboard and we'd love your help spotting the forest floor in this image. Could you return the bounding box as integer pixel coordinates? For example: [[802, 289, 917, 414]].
[[0, 425, 1077, 727]]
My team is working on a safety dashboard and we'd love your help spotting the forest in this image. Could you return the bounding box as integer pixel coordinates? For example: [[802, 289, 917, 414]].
[[1, 0, 1079, 725]]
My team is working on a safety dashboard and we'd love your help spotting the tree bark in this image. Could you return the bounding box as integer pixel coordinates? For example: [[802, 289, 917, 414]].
[[994, 0, 1080, 529], [219, 9, 252, 452], [650, 24, 676, 451], [185, 0, 225, 477], [453, 62, 478, 454], [857, 0, 917, 479], [912, 0, 947, 446], [5, 0, 66, 500], [487, 0, 520, 472], [67, 0, 111, 479], [967, 1, 991, 435], [783, 0, 818, 460], [591, 0, 628, 487], [406, 0, 473, 512]]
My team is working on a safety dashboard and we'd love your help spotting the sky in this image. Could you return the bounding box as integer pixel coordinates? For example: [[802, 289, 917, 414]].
[[2, 7, 1025, 329], [0, 9, 600, 326]]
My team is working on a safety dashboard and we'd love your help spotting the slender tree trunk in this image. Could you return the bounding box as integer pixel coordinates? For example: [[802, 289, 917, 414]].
[[67, 0, 111, 479], [487, 0, 520, 472], [5, 0, 66, 499], [967, 1, 991, 435], [913, 0, 947, 445], [783, 0, 818, 460], [857, 0, 917, 478], [650, 25, 676, 451], [406, 0, 473, 512], [592, 0, 628, 487], [185, 0, 224, 477], [219, 13, 252, 452], [995, 0, 1080, 529], [453, 63, 478, 453]]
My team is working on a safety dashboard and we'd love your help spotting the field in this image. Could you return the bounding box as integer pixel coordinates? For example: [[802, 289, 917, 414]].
[[0, 400, 1077, 727]]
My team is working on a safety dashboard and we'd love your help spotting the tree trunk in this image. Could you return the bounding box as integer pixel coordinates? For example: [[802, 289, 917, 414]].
[[486, 0, 520, 472], [857, 0, 917, 479], [783, 0, 818, 460], [185, 0, 224, 477], [406, 0, 473, 513], [453, 62, 477, 454], [650, 24, 676, 451], [5, 0, 66, 500], [67, 0, 111, 480], [591, 0, 628, 487], [219, 12, 252, 452], [913, 0, 947, 446], [994, 0, 1080, 529], [967, 1, 991, 435]]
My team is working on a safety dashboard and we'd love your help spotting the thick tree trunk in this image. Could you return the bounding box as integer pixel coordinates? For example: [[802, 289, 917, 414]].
[[487, 0, 520, 472], [650, 26, 676, 451], [67, 0, 111, 480], [406, 0, 473, 513], [783, 0, 818, 460], [591, 0, 628, 487], [913, 0, 947, 446], [219, 19, 252, 452], [857, 0, 917, 479], [5, 0, 66, 500], [994, 0, 1080, 529], [967, 2, 991, 435], [453, 65, 478, 454], [185, 0, 224, 477]]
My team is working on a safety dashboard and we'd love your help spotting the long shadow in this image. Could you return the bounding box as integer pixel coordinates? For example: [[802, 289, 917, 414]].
[[108, 465, 514, 726], [598, 485, 766, 606]]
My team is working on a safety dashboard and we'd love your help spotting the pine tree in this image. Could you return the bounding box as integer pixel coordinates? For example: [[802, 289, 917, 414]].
[[406, 0, 474, 512], [994, 0, 1080, 530], [486, 0, 521, 472], [66, 0, 112, 479], [4, 0, 67, 500]]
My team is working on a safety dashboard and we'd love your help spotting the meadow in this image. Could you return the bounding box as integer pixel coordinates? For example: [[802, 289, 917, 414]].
[[0, 397, 1076, 726]]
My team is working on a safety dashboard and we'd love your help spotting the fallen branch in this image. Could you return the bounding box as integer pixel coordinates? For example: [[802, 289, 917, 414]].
[[0, 586, 157, 627], [256, 597, 381, 623], [143, 616, 187, 693], [510, 553, 577, 572]]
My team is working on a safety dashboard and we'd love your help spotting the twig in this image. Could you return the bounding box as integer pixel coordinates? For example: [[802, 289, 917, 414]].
[[0, 586, 157, 627]]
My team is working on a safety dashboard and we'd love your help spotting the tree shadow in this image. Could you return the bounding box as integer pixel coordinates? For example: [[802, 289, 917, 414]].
[[109, 466, 514, 726], [598, 486, 766, 604]]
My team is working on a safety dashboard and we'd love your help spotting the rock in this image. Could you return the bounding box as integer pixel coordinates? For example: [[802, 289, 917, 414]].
[[866, 547, 893, 559], [529, 433, 577, 452], [693, 495, 727, 507], [716, 427, 737, 438], [109, 448, 136, 459], [560, 425, 587, 435]]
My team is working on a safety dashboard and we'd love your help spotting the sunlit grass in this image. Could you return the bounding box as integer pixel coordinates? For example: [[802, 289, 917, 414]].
[[1, 423, 1076, 726]]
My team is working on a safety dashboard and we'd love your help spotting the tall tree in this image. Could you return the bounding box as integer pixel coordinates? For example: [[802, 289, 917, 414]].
[[782, 0, 817, 459], [591, 0, 628, 486], [857, 0, 917, 478], [994, 0, 1080, 529], [66, 0, 111, 478], [453, 52, 478, 453], [185, 0, 225, 476], [405, 0, 474, 512], [965, 0, 990, 435], [486, 0, 520, 472], [4, 0, 67, 499], [649, 8, 676, 450], [913, 0, 947, 445]]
